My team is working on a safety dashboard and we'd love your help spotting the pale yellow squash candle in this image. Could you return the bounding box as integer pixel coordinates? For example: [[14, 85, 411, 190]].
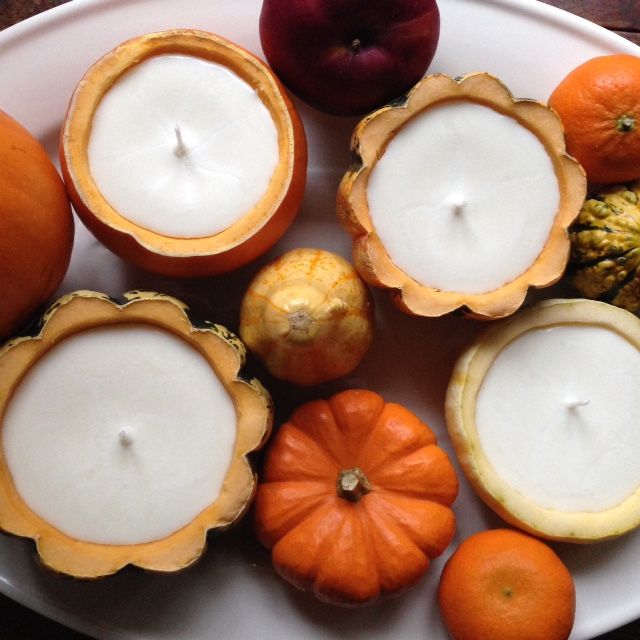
[[446, 298, 640, 542]]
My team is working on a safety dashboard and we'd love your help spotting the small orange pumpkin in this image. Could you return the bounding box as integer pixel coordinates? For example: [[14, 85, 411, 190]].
[[253, 389, 458, 606]]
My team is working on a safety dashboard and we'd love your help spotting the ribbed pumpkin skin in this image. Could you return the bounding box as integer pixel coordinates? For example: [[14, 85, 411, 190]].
[[254, 389, 458, 606], [239, 248, 374, 386]]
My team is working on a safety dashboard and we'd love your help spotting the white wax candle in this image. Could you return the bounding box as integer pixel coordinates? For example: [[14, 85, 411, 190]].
[[2, 324, 237, 545], [476, 325, 640, 512], [367, 100, 559, 294], [88, 54, 279, 238]]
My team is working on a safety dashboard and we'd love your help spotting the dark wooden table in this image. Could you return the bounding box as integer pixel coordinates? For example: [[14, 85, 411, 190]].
[[1, 0, 640, 638]]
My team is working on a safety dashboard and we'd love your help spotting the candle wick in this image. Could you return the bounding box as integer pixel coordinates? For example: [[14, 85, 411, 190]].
[[174, 125, 188, 158], [566, 398, 590, 410], [449, 193, 466, 215], [118, 428, 134, 447]]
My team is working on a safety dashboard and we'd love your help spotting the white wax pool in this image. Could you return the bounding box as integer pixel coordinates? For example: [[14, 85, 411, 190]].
[[367, 100, 560, 294], [88, 54, 280, 238], [2, 324, 237, 545], [476, 325, 640, 512]]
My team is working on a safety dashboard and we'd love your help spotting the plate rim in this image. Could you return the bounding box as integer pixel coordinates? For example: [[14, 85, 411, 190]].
[[1, 1, 640, 639]]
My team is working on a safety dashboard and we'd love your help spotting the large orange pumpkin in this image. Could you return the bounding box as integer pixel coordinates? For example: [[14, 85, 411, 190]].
[[253, 389, 458, 606], [0, 111, 74, 339]]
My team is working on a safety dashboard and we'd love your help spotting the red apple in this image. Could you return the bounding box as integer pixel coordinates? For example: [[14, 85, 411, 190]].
[[259, 0, 440, 117]]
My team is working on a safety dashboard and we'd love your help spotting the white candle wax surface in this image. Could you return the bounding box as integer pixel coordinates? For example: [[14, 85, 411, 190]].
[[2, 324, 237, 545], [476, 324, 640, 512], [367, 100, 560, 294], [88, 54, 279, 238]]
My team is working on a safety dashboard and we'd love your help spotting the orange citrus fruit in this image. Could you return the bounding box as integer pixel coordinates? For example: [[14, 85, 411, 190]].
[[0, 110, 74, 339], [549, 54, 640, 184], [438, 528, 575, 640]]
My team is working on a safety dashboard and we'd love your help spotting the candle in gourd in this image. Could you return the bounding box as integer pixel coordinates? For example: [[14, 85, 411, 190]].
[[0, 291, 273, 577], [61, 30, 307, 277], [446, 298, 640, 542], [338, 72, 586, 319]]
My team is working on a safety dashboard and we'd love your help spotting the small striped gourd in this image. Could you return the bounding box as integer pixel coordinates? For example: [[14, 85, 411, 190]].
[[239, 248, 374, 386]]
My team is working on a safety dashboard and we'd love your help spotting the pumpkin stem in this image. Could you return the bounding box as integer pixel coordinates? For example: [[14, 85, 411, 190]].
[[284, 297, 347, 343], [337, 467, 371, 502], [616, 115, 636, 133], [287, 308, 314, 337]]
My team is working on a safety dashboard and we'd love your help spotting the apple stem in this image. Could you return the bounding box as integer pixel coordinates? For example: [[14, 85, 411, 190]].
[[351, 38, 362, 53]]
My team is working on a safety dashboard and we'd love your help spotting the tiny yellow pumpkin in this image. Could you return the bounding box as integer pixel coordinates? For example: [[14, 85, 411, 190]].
[[239, 248, 374, 386]]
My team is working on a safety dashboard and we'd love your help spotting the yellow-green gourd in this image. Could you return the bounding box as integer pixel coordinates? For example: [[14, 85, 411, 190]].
[[570, 182, 640, 312]]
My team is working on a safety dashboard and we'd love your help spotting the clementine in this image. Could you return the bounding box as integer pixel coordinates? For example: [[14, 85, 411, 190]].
[[0, 110, 74, 339], [549, 54, 640, 184], [438, 528, 575, 640]]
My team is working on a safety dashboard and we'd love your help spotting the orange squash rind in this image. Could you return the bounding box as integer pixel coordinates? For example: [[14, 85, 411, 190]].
[[337, 72, 587, 319], [0, 290, 273, 577], [0, 110, 74, 339], [60, 29, 307, 278]]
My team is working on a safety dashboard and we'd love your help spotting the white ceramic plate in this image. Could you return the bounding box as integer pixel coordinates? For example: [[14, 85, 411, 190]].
[[0, 1, 639, 638]]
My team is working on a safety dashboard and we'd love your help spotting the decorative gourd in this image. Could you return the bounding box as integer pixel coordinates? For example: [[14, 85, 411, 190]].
[[60, 29, 307, 277], [0, 110, 74, 339], [254, 389, 458, 606], [239, 248, 374, 386], [0, 290, 273, 578], [337, 72, 586, 319], [569, 182, 640, 312], [446, 298, 640, 542]]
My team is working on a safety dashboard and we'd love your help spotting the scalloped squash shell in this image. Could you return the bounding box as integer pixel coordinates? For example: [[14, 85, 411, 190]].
[[337, 72, 586, 319], [0, 291, 272, 577]]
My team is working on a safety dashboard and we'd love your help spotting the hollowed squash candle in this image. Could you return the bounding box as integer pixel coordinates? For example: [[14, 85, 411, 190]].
[[0, 291, 272, 577], [61, 30, 307, 277], [446, 298, 640, 542], [338, 72, 586, 319]]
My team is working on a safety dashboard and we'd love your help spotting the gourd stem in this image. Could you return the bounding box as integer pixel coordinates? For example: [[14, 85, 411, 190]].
[[287, 309, 314, 336], [284, 297, 346, 343], [337, 467, 371, 502]]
